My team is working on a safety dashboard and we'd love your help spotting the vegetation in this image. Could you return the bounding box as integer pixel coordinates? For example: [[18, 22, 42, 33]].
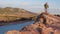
[[0, 7, 37, 22]]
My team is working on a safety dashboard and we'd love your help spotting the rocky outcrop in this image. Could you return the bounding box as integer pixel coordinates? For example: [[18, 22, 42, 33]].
[[5, 30, 20, 34], [54, 29, 60, 34], [5, 12, 60, 34], [20, 31, 32, 34]]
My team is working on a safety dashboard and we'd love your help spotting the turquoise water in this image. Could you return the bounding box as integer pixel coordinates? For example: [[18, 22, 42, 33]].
[[0, 21, 34, 34]]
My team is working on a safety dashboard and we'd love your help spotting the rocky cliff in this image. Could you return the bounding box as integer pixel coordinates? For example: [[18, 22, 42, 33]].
[[5, 12, 60, 34]]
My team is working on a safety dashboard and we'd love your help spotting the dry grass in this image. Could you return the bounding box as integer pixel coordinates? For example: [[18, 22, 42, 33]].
[[0, 7, 37, 21]]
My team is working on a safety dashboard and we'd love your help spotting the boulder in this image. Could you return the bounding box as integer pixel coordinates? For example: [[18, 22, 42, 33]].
[[20, 31, 32, 34], [5, 30, 20, 34], [42, 27, 54, 34], [54, 29, 60, 34]]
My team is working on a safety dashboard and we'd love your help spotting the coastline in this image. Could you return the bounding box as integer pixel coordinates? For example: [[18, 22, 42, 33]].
[[0, 20, 33, 26]]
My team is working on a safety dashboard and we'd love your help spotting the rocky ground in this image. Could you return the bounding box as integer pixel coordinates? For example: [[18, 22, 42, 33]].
[[5, 12, 60, 34]]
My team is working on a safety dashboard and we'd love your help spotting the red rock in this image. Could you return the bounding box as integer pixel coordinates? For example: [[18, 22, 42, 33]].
[[20, 31, 32, 34], [42, 27, 54, 34], [5, 30, 20, 34], [54, 29, 60, 34]]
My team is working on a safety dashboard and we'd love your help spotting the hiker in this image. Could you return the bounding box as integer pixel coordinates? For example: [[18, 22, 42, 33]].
[[44, 2, 49, 13]]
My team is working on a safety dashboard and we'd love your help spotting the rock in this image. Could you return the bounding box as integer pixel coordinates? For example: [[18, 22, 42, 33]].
[[22, 23, 39, 30], [20, 31, 32, 34], [54, 29, 60, 34], [39, 23, 46, 29], [42, 27, 54, 34], [5, 30, 20, 34], [20, 29, 40, 34], [21, 24, 40, 34]]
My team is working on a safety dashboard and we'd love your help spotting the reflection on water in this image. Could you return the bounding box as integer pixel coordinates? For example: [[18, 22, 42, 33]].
[[0, 21, 34, 34]]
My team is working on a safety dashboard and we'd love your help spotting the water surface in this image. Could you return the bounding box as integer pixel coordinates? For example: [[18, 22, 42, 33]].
[[0, 21, 34, 34]]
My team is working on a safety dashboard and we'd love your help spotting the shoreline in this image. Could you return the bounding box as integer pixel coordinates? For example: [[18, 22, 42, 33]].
[[0, 20, 33, 26]]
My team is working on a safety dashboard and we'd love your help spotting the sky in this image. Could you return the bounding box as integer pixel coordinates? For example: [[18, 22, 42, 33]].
[[0, 0, 60, 14]]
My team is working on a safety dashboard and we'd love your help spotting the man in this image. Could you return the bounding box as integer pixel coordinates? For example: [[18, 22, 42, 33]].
[[44, 2, 49, 13]]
